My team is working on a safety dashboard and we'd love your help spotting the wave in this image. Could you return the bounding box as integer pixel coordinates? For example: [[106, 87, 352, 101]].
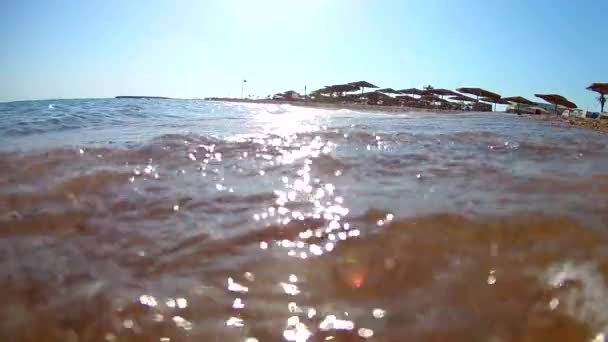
[[1, 209, 608, 340]]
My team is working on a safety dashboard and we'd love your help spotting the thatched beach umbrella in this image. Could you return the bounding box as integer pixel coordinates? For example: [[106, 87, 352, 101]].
[[398, 88, 424, 101], [587, 83, 608, 94], [535, 94, 577, 115], [503, 96, 535, 105], [503, 96, 535, 115], [457, 87, 501, 101], [480, 97, 510, 112], [322, 84, 360, 97], [348, 81, 379, 98], [315, 86, 333, 95], [587, 83, 608, 112], [449, 94, 477, 102], [309, 87, 334, 99], [376, 88, 401, 94], [332, 84, 360, 93], [426, 88, 459, 97]]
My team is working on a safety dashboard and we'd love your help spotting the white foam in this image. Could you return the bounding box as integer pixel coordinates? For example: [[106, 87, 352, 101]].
[[543, 261, 608, 334]]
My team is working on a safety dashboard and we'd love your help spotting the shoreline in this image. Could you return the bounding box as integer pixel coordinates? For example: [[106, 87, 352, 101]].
[[207, 98, 470, 114], [530, 114, 608, 133], [209, 98, 608, 133]]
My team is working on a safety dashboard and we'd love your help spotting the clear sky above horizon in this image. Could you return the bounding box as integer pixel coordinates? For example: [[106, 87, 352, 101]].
[[1, 0, 606, 110]]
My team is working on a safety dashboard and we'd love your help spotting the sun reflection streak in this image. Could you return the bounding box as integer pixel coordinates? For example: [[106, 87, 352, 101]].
[[222, 108, 372, 339], [280, 282, 301, 296], [172, 316, 193, 330], [283, 323, 312, 342], [358, 328, 374, 338], [246, 129, 359, 265], [139, 294, 158, 307], [319, 315, 354, 331], [227, 277, 249, 293], [226, 316, 244, 327]]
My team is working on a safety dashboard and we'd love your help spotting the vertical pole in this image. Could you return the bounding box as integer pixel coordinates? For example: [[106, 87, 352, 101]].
[[241, 81, 244, 99]]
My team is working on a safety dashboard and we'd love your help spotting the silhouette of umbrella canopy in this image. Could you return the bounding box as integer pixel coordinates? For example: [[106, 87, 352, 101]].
[[480, 97, 510, 111], [329, 84, 360, 93], [348, 81, 379, 89], [503, 96, 535, 114], [480, 97, 510, 105], [587, 83, 608, 95], [398, 88, 424, 95], [312, 84, 359, 97], [449, 95, 477, 102], [457, 87, 501, 99], [314, 86, 333, 94], [503, 96, 535, 105], [348, 81, 379, 98], [376, 88, 401, 94], [535, 94, 577, 109]]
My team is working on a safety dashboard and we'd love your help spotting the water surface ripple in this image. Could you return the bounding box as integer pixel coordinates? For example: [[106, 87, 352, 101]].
[[1, 99, 608, 341]]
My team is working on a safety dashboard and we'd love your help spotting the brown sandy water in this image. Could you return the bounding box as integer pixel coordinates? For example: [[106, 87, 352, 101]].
[[1, 99, 608, 341]]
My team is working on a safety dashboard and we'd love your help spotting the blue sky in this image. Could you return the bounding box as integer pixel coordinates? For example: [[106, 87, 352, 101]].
[[1, 0, 606, 110]]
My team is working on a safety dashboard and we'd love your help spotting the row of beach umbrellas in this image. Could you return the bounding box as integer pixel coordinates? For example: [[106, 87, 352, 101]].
[[311, 81, 607, 113]]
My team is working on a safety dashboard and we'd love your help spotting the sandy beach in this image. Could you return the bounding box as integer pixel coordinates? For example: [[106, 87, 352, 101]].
[[562, 116, 608, 133], [528, 114, 608, 133]]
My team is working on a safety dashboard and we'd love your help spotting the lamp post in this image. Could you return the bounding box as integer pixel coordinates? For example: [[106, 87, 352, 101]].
[[241, 79, 247, 99]]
